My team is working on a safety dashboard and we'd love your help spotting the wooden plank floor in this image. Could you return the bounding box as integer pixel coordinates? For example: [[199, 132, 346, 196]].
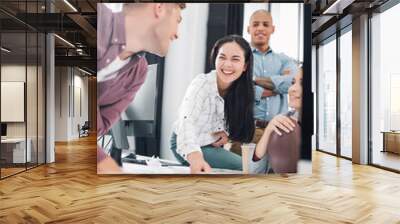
[[1, 167, 26, 178], [0, 135, 400, 223], [372, 151, 400, 171]]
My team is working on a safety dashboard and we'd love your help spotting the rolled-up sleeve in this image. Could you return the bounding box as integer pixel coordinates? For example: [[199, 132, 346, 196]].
[[270, 54, 298, 94], [254, 85, 264, 101], [176, 78, 209, 160], [98, 93, 136, 136], [97, 58, 147, 136]]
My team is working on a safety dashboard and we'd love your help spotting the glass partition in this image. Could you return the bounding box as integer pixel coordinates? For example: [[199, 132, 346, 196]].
[[38, 32, 45, 165], [1, 30, 28, 177], [339, 29, 352, 158], [317, 37, 337, 155], [27, 31, 38, 169], [0, 0, 46, 179], [370, 3, 400, 171]]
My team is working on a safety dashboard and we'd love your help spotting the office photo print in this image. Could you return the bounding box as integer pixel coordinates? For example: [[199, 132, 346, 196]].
[[97, 2, 313, 175]]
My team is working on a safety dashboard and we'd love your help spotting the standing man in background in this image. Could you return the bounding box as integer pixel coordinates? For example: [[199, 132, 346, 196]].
[[231, 9, 298, 156], [97, 3, 185, 172]]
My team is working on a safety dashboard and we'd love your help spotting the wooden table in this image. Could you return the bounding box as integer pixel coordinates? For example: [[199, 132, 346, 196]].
[[381, 131, 400, 154]]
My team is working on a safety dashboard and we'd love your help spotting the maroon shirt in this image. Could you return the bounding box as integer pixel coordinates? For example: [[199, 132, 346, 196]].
[[97, 4, 148, 162]]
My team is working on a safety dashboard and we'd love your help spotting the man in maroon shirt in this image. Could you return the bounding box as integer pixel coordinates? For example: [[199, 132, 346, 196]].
[[97, 3, 185, 173]]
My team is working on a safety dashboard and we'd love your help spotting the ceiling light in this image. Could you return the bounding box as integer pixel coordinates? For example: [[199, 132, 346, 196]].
[[78, 67, 93, 76], [322, 0, 354, 15], [54, 34, 75, 48], [63, 0, 78, 12], [1, 47, 11, 53]]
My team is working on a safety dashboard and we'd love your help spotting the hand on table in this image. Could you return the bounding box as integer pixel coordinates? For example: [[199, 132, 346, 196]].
[[211, 131, 229, 148], [97, 156, 122, 174], [187, 151, 212, 174]]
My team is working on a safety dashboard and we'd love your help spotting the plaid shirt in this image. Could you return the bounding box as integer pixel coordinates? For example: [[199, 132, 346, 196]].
[[173, 71, 227, 160]]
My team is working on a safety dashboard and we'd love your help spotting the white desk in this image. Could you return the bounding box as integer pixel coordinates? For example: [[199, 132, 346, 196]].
[[1, 138, 31, 163], [120, 155, 243, 175]]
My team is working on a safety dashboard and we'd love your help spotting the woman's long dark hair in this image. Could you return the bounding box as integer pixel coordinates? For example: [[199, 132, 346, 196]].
[[210, 35, 255, 143]]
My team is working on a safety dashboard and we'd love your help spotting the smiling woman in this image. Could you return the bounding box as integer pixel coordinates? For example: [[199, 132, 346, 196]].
[[249, 68, 303, 174], [170, 35, 255, 174]]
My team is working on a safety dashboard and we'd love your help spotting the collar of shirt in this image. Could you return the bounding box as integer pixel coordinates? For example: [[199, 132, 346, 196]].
[[251, 46, 273, 55], [97, 55, 131, 82], [209, 70, 224, 101]]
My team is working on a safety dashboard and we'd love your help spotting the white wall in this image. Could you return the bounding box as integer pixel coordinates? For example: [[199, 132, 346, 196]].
[[54, 67, 89, 141], [1, 65, 38, 137], [160, 3, 209, 160], [72, 73, 89, 138], [1, 66, 25, 124], [54, 66, 69, 141], [270, 3, 303, 61]]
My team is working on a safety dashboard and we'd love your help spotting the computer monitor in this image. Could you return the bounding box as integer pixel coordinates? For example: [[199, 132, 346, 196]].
[[1, 123, 7, 137]]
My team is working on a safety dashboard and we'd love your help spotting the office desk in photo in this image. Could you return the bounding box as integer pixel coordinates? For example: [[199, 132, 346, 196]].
[[120, 155, 243, 174], [118, 156, 311, 175], [1, 138, 32, 164]]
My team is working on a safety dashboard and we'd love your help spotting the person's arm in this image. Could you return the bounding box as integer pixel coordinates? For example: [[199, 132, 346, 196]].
[[254, 68, 292, 91], [254, 84, 277, 99], [254, 114, 296, 158], [98, 96, 134, 136], [254, 85, 264, 101], [248, 145, 268, 174], [254, 126, 273, 160], [186, 151, 211, 174], [268, 54, 298, 94], [254, 77, 275, 91], [248, 115, 296, 174], [261, 89, 276, 98], [211, 131, 229, 147], [97, 59, 147, 136], [175, 76, 212, 173], [97, 146, 121, 174], [98, 89, 143, 136]]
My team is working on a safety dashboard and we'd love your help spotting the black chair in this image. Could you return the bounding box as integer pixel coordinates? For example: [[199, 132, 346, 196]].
[[79, 121, 90, 138]]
